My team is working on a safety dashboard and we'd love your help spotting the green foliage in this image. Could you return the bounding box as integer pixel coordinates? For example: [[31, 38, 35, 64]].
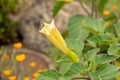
[[87, 33, 113, 44], [95, 54, 118, 65], [37, 70, 61, 80], [98, 0, 108, 13], [91, 64, 119, 80], [66, 39, 84, 56], [85, 48, 100, 61], [38, 0, 120, 80], [37, 14, 120, 80], [0, 0, 19, 42], [59, 62, 86, 80], [68, 15, 89, 41], [108, 43, 120, 56], [114, 21, 120, 37], [53, 1, 65, 17]]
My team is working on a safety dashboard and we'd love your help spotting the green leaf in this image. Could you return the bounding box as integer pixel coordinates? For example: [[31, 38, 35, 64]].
[[59, 62, 72, 75], [56, 56, 70, 63], [91, 64, 119, 80], [69, 15, 106, 35], [85, 48, 100, 71], [59, 62, 86, 80], [85, 48, 100, 61], [89, 58, 95, 71], [37, 70, 61, 80], [108, 43, 120, 56], [85, 19, 106, 34], [114, 21, 120, 36], [104, 12, 117, 21], [53, 1, 65, 17], [98, 64, 119, 79], [98, 0, 107, 13], [95, 54, 118, 65], [91, 71, 102, 80], [66, 39, 84, 56], [0, 13, 2, 22], [68, 15, 89, 41], [62, 30, 69, 39], [87, 33, 112, 44]]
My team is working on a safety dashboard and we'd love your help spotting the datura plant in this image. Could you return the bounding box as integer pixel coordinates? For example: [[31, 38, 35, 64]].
[[37, 0, 120, 80], [37, 16, 120, 80]]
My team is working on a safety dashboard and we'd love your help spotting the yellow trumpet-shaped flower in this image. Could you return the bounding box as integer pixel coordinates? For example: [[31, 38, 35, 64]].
[[39, 20, 79, 62]]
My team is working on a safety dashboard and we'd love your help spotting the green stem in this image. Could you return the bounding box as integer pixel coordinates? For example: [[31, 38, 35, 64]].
[[71, 77, 90, 80]]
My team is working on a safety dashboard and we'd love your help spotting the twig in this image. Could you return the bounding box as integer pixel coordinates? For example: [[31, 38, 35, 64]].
[[78, 0, 90, 15], [94, 4, 98, 19], [91, 0, 98, 19], [91, 0, 94, 16]]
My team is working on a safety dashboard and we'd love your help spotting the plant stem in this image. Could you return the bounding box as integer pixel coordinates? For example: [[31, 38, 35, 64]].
[[71, 77, 90, 80], [91, 0, 94, 16]]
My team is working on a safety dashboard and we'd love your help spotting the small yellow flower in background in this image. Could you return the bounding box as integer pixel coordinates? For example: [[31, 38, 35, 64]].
[[106, 21, 111, 27], [29, 61, 36, 67], [13, 42, 23, 49], [116, 74, 120, 80], [39, 20, 79, 62], [103, 10, 110, 16], [3, 53, 10, 60], [58, 0, 74, 2], [24, 77, 30, 80], [9, 76, 17, 80], [16, 53, 26, 62], [3, 69, 11, 76], [115, 60, 120, 66], [112, 5, 118, 10]]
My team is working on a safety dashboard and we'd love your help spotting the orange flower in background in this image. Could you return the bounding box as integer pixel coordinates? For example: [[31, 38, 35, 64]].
[[58, 0, 74, 2], [103, 10, 110, 16], [36, 69, 42, 72], [24, 77, 30, 80], [3, 69, 11, 76], [9, 75, 17, 80], [32, 78, 36, 80], [33, 72, 38, 78], [106, 21, 111, 27], [3, 53, 10, 60], [112, 5, 118, 10], [39, 64, 43, 68], [13, 42, 23, 49], [16, 53, 26, 62], [29, 61, 36, 67]]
